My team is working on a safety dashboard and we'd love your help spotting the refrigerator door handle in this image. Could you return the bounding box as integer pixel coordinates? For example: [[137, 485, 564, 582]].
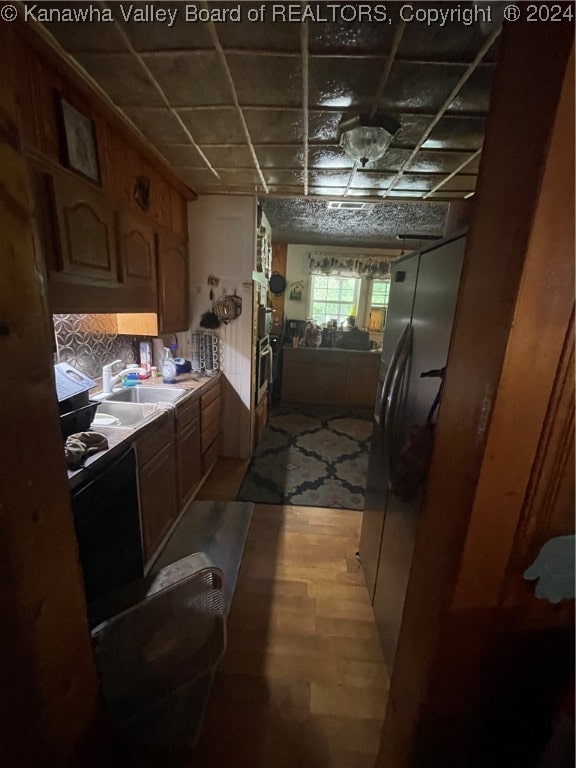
[[375, 323, 411, 426], [383, 326, 413, 486]]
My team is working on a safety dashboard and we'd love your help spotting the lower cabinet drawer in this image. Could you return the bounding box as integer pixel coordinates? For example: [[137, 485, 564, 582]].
[[136, 414, 173, 467], [201, 417, 220, 455], [202, 437, 220, 477], [200, 379, 221, 409], [201, 396, 221, 431]]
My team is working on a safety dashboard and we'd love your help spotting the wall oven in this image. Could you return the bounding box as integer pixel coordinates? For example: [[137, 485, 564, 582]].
[[256, 335, 272, 404], [257, 305, 273, 338]]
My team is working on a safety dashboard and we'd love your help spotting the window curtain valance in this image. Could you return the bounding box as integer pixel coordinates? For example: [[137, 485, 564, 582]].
[[308, 252, 391, 279]]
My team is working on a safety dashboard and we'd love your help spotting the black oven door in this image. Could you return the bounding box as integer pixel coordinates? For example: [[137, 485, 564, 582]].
[[71, 446, 143, 622]]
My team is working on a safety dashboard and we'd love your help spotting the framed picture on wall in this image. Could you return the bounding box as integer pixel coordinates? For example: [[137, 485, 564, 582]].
[[56, 94, 101, 184]]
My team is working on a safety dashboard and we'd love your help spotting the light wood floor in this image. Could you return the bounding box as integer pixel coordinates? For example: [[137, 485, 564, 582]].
[[192, 501, 388, 768], [115, 459, 388, 767]]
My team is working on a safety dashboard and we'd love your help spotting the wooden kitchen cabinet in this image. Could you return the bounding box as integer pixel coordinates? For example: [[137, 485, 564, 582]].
[[281, 347, 379, 407], [176, 397, 202, 507], [200, 379, 221, 476], [137, 416, 178, 565], [48, 170, 118, 283], [157, 231, 189, 333], [117, 209, 157, 310]]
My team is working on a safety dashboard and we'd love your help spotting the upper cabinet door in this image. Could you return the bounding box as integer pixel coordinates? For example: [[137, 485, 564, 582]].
[[157, 232, 189, 333], [118, 211, 156, 289], [50, 172, 118, 283]]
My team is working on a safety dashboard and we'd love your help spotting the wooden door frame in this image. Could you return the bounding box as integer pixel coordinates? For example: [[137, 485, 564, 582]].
[[0, 60, 106, 767], [378, 23, 574, 767]]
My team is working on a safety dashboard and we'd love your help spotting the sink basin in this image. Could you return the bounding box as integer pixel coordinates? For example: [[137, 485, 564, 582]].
[[106, 386, 187, 404], [92, 401, 156, 428]]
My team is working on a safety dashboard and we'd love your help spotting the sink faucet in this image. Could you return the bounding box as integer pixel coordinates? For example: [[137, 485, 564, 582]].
[[102, 360, 149, 393], [102, 359, 123, 394]]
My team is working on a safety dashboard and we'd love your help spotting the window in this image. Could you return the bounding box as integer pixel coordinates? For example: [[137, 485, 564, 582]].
[[309, 275, 360, 326], [368, 279, 391, 331]]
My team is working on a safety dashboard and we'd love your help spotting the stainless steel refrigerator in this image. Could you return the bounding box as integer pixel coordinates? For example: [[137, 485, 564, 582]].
[[359, 232, 466, 672]]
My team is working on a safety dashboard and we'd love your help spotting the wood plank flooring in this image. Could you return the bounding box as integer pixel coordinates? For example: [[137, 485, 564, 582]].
[[113, 459, 388, 767], [192, 503, 389, 768]]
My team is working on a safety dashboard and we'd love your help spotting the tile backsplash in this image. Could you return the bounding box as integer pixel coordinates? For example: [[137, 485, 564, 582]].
[[53, 314, 136, 379]]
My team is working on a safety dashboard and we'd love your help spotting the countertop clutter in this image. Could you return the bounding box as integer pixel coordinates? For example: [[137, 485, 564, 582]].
[[67, 373, 221, 488]]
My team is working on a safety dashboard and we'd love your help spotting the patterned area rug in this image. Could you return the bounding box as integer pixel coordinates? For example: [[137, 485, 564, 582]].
[[237, 405, 372, 509]]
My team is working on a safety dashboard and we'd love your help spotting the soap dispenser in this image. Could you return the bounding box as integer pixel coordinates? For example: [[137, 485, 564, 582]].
[[162, 347, 177, 384]]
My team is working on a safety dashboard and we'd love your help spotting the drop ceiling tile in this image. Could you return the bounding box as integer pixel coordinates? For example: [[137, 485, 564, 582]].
[[308, 17, 397, 54], [309, 146, 353, 170], [392, 115, 435, 148], [177, 108, 245, 143], [144, 52, 232, 106], [200, 145, 254, 168], [244, 110, 304, 143], [350, 173, 396, 190], [218, 169, 263, 186], [447, 65, 496, 114], [364, 149, 414, 172], [122, 108, 191, 144], [263, 169, 304, 186], [438, 175, 477, 192], [408, 150, 481, 174], [428, 191, 474, 199], [309, 170, 355, 187], [345, 187, 388, 197], [399, 19, 502, 63], [216, 4, 301, 50], [394, 174, 470, 192], [423, 116, 486, 150], [227, 55, 301, 107], [156, 144, 207, 168], [309, 112, 345, 142], [308, 59, 384, 109], [379, 62, 469, 113], [118, 4, 213, 50], [39, 3, 128, 51], [178, 168, 224, 189], [268, 185, 305, 195], [386, 190, 429, 199], [308, 187, 347, 196], [255, 147, 304, 168], [75, 53, 165, 107]]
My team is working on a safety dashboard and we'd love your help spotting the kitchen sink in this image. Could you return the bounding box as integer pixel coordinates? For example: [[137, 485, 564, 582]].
[[92, 401, 156, 428], [105, 386, 187, 404]]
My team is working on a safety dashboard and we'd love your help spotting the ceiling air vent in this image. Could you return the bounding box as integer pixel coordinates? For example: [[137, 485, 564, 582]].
[[327, 201, 373, 211]]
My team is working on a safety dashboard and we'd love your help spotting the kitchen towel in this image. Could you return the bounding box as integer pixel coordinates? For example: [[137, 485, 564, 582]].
[[65, 431, 109, 469]]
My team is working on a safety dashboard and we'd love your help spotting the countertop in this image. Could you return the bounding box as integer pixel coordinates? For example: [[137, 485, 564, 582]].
[[67, 373, 221, 490]]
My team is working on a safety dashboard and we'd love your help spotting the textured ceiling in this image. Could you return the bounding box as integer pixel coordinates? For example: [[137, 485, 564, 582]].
[[36, 1, 502, 244], [261, 198, 448, 248]]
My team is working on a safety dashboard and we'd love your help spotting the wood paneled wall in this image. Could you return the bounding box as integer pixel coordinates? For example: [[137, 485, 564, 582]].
[[3, 22, 191, 239], [0, 84, 106, 767], [269, 243, 287, 334]]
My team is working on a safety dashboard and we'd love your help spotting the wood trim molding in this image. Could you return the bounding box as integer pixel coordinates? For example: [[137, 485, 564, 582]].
[[0, 83, 106, 766], [378, 25, 574, 768]]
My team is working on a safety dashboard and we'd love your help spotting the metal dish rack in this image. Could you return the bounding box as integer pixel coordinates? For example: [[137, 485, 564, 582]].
[[190, 332, 222, 374]]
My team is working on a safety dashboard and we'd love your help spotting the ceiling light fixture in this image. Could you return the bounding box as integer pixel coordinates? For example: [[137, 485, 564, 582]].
[[338, 115, 399, 168]]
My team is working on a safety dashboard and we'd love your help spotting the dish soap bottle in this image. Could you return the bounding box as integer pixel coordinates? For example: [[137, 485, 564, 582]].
[[162, 347, 177, 384]]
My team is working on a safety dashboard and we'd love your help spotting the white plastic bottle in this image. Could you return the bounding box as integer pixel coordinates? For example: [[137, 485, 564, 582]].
[[162, 347, 177, 384]]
